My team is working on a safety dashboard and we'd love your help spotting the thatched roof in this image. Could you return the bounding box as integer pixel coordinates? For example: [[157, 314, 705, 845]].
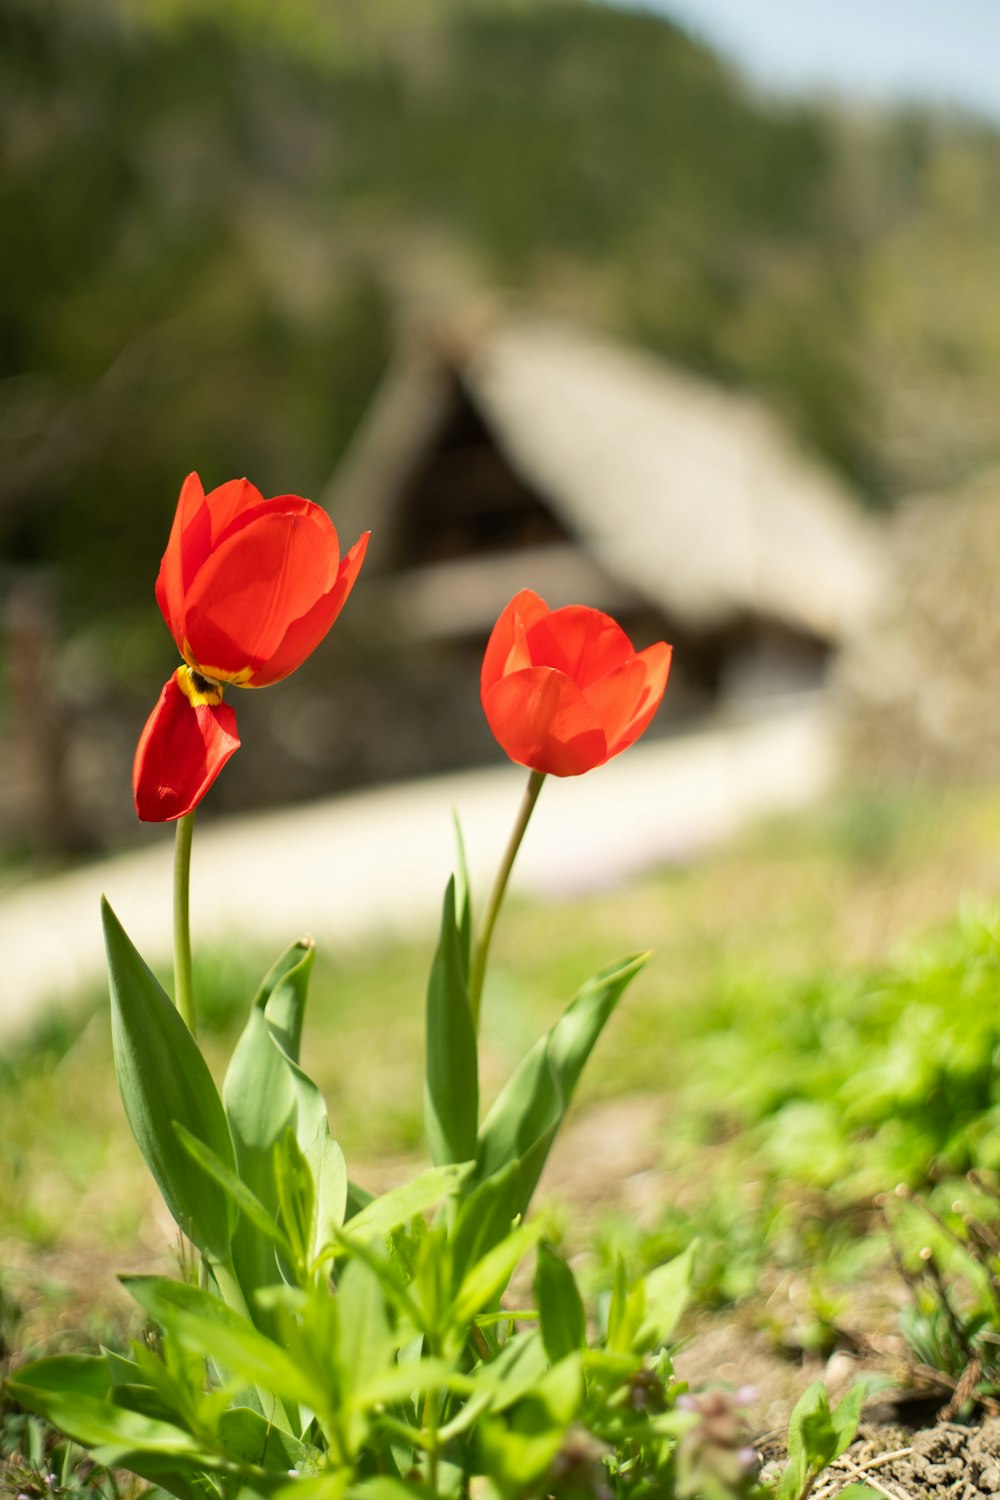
[[327, 314, 886, 641]]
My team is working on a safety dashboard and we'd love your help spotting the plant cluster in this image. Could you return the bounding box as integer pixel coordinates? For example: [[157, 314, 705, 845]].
[[666, 909, 1000, 1206], [2, 474, 883, 1499]]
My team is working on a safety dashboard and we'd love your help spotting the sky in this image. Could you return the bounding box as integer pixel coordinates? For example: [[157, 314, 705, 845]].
[[613, 0, 1000, 124]]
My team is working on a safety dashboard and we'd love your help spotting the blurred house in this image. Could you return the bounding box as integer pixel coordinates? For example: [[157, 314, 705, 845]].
[[0, 313, 889, 852], [325, 312, 886, 766]]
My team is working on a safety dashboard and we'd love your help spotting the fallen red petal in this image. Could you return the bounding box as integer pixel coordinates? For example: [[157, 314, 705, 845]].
[[133, 669, 241, 822]]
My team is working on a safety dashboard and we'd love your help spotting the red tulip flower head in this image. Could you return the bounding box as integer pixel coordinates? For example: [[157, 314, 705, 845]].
[[133, 473, 368, 821], [481, 590, 671, 777]]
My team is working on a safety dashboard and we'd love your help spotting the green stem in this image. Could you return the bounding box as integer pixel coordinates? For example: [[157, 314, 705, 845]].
[[423, 1385, 440, 1495], [173, 810, 197, 1036], [468, 769, 546, 1032]]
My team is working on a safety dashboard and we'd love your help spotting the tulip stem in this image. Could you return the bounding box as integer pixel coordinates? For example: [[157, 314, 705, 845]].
[[468, 769, 546, 1032], [173, 810, 197, 1036]]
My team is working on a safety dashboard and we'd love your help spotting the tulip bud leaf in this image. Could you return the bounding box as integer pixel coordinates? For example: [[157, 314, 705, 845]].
[[424, 878, 479, 1168], [224, 939, 333, 1315], [452, 810, 472, 983], [102, 896, 237, 1264], [475, 953, 649, 1220]]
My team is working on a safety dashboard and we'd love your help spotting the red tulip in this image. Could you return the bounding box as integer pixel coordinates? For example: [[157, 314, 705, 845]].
[[481, 590, 671, 777], [133, 473, 368, 821]]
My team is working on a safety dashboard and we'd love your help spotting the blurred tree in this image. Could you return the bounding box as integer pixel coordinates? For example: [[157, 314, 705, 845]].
[[0, 0, 998, 686]]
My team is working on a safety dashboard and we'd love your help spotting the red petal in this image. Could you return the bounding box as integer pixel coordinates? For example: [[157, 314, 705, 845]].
[[482, 666, 607, 776], [181, 506, 340, 679], [612, 641, 672, 756], [210, 491, 326, 554], [583, 641, 672, 758], [202, 477, 268, 548], [525, 604, 635, 688], [250, 531, 369, 687], [155, 476, 272, 655], [133, 670, 240, 822], [155, 472, 208, 653], [480, 589, 550, 698]]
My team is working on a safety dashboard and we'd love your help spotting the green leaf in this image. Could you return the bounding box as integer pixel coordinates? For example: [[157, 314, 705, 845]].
[[480, 1354, 583, 1490], [452, 810, 472, 983], [236, 1481, 346, 1500], [223, 940, 329, 1319], [174, 1122, 295, 1263], [122, 1275, 323, 1414], [605, 1255, 630, 1354], [4, 1380, 202, 1456], [425, 878, 479, 1167], [780, 1381, 842, 1500], [347, 1480, 437, 1500], [274, 1126, 315, 1270], [535, 1242, 585, 1363], [244, 1481, 350, 1500], [306, 1119, 348, 1260], [345, 1179, 375, 1220], [4, 1354, 111, 1400], [449, 1161, 521, 1284], [344, 1163, 474, 1243], [253, 938, 314, 1063], [452, 1220, 543, 1325], [337, 1256, 395, 1396], [466, 1329, 548, 1416], [216, 1405, 307, 1468], [829, 1381, 869, 1460], [476, 954, 648, 1219], [636, 1242, 696, 1351], [102, 1347, 143, 1388], [355, 1358, 468, 1411], [103, 897, 236, 1263], [224, 939, 325, 1165]]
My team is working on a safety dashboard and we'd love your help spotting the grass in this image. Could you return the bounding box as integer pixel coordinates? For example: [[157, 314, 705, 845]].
[[3, 779, 1000, 1368]]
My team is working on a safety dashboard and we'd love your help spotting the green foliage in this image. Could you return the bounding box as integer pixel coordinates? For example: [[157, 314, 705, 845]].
[[679, 908, 1000, 1205], [8, 834, 752, 1499], [775, 1382, 872, 1500], [6, 899, 705, 1496]]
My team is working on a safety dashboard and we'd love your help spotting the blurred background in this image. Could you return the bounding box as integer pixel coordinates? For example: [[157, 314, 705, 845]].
[[2, 0, 1000, 861], [6, 3, 1000, 1429]]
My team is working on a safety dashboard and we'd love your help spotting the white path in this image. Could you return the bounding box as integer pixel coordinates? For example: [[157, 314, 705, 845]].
[[0, 697, 834, 1043]]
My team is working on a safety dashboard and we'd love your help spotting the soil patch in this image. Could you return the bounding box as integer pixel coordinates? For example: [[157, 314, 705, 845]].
[[758, 1418, 1000, 1500]]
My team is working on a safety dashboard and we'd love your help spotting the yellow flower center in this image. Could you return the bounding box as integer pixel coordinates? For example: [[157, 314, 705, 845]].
[[176, 663, 225, 708], [180, 639, 254, 689]]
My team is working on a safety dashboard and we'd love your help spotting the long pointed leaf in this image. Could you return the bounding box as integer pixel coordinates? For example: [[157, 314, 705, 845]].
[[452, 811, 472, 983], [122, 1276, 323, 1414], [476, 954, 648, 1217], [174, 1123, 294, 1263], [224, 940, 327, 1319], [425, 879, 479, 1167], [345, 1163, 474, 1244], [254, 937, 314, 1062], [103, 897, 236, 1262], [5, 1377, 202, 1456]]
